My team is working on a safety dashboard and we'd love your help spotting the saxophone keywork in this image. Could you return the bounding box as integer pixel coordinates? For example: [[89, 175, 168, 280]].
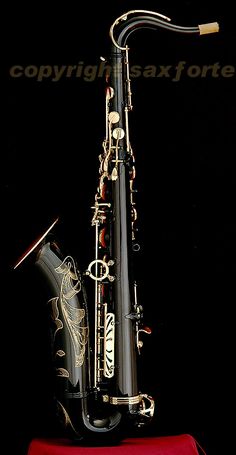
[[14, 10, 219, 444]]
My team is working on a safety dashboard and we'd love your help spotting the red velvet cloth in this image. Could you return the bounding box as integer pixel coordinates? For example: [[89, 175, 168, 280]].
[[27, 435, 200, 455]]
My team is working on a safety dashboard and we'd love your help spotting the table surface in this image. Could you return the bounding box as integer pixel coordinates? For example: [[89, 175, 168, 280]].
[[27, 434, 201, 455]]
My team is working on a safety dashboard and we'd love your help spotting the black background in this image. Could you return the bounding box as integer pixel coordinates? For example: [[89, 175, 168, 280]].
[[5, 1, 235, 454]]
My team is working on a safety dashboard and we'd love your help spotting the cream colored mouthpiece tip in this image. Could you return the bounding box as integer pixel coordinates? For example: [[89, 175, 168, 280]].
[[199, 22, 219, 35]]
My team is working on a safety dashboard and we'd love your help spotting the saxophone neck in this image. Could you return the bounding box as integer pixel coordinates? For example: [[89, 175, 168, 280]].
[[110, 9, 219, 50]]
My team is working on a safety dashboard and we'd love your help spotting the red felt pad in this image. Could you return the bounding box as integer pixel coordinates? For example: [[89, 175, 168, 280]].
[[27, 434, 200, 455]]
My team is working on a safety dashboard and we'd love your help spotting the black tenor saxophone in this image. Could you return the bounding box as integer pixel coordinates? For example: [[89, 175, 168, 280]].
[[14, 10, 219, 444]]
